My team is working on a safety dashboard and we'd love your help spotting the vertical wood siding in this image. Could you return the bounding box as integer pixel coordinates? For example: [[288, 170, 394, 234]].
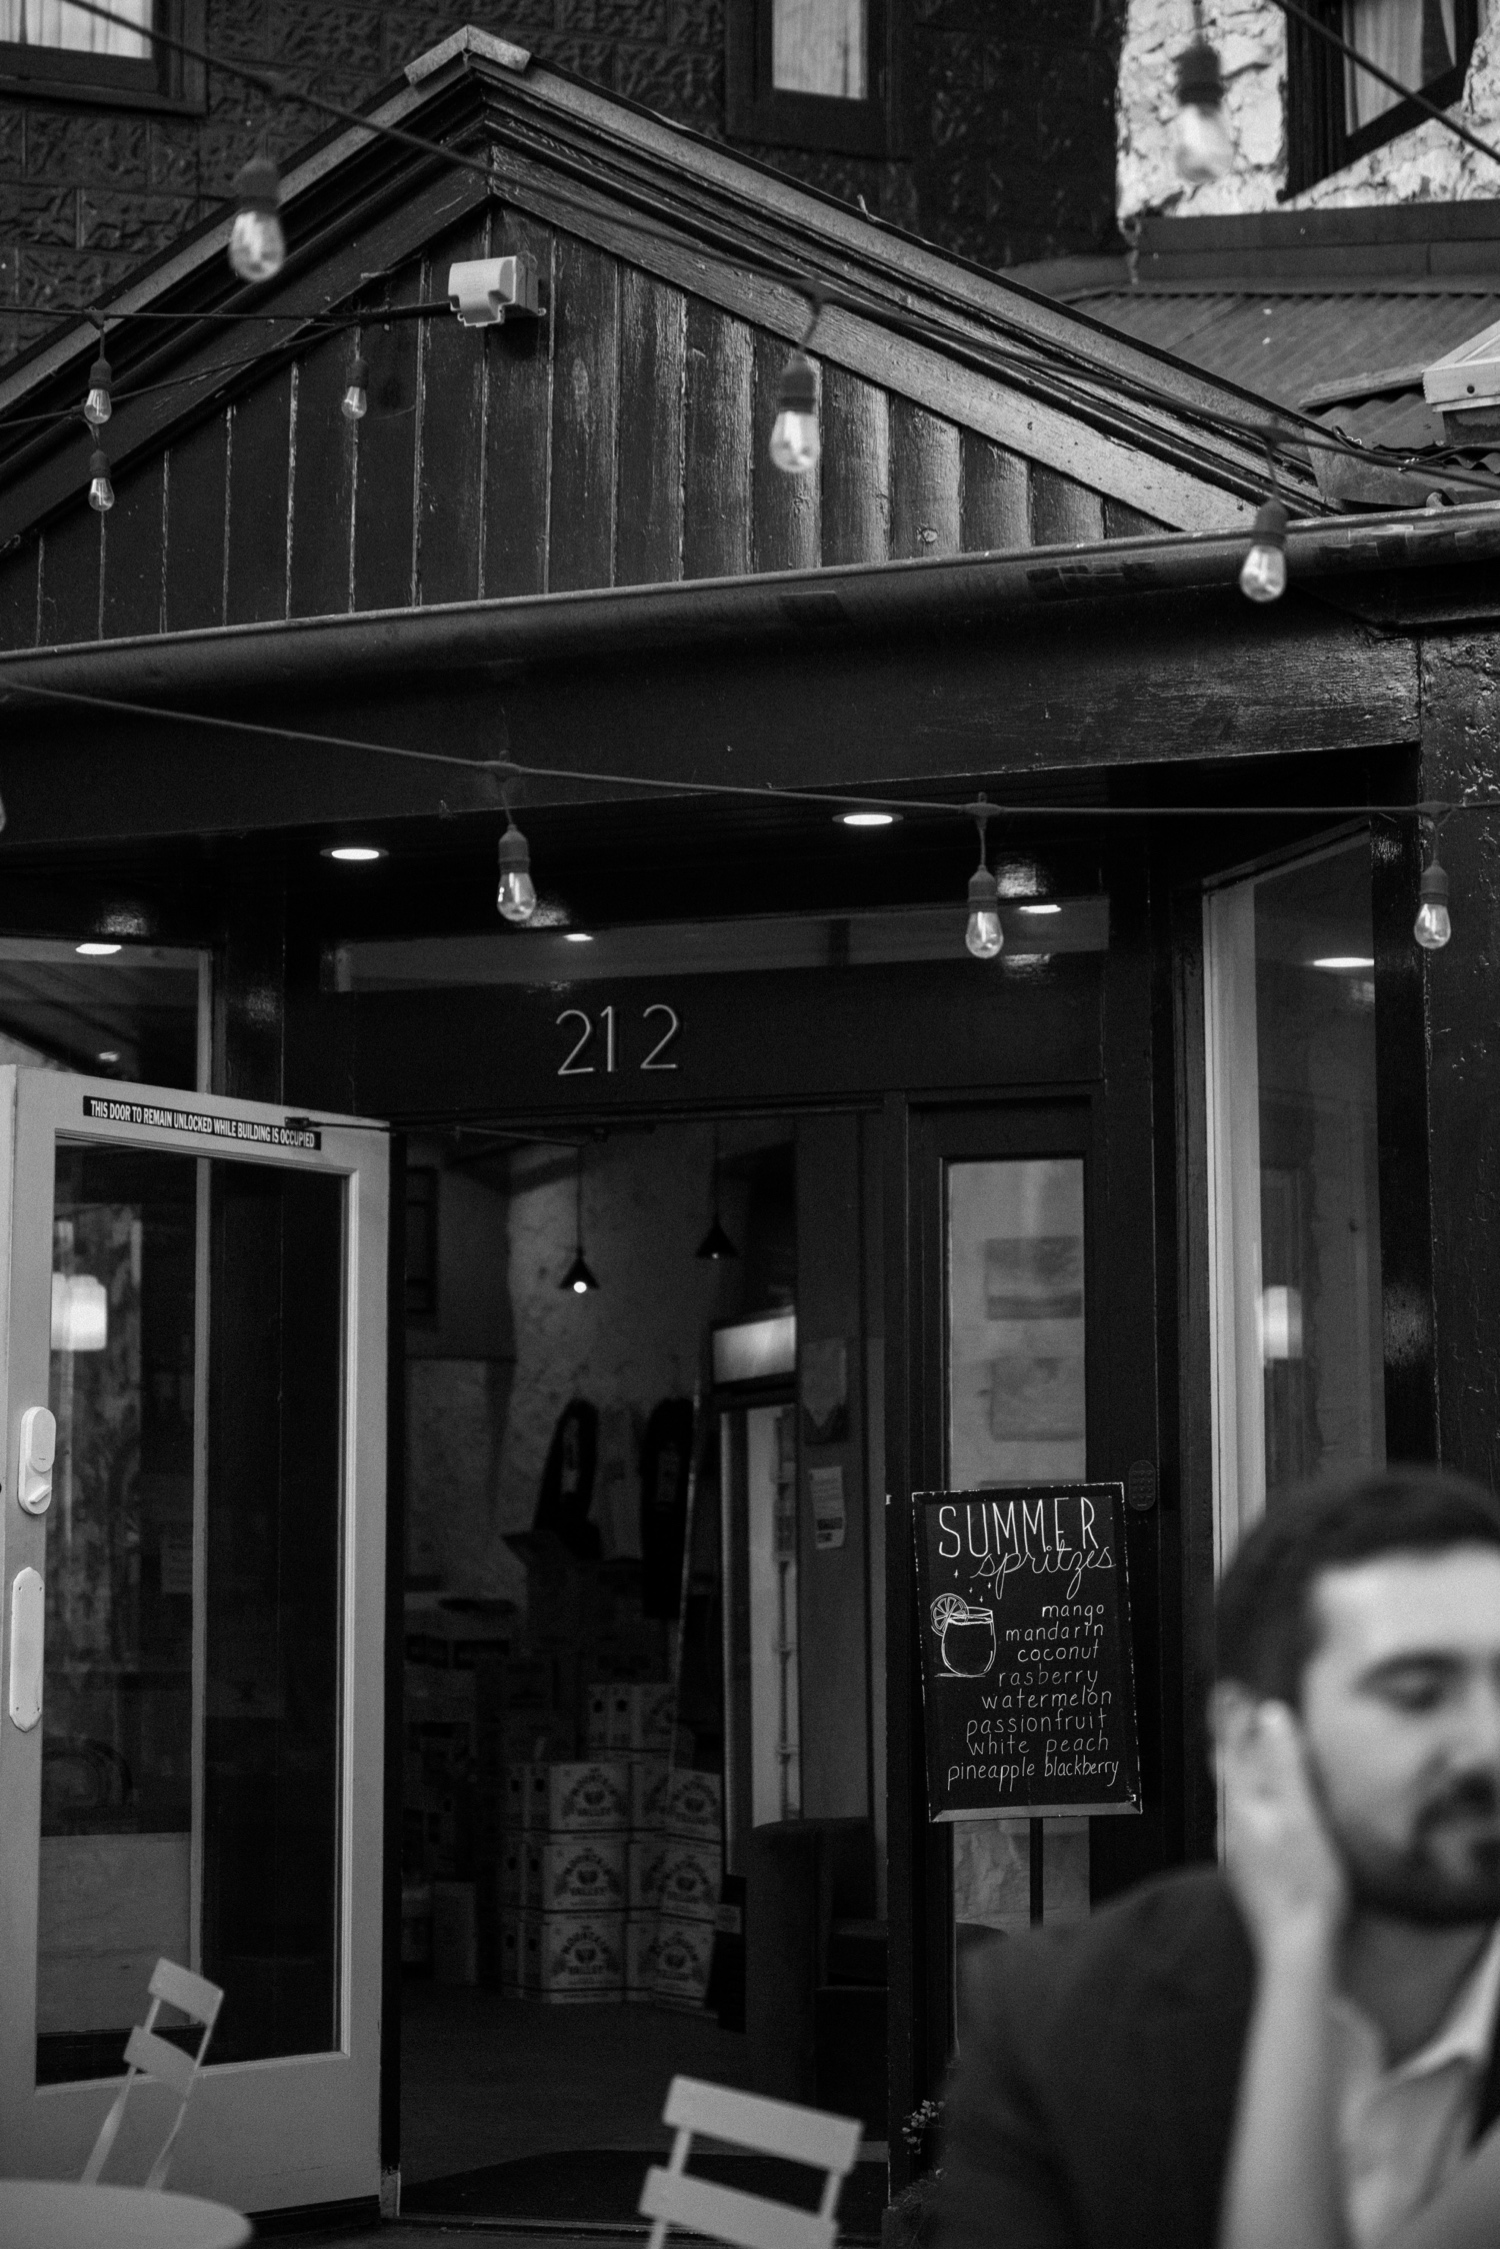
[[0, 217, 1166, 653]]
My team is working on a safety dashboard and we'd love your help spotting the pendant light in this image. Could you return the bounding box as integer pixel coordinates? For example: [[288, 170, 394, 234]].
[[83, 347, 112, 429], [497, 810, 538, 925], [769, 289, 823, 476], [228, 153, 286, 283], [1172, 8, 1234, 183], [560, 1147, 599, 1294], [1415, 822, 1453, 952], [1239, 498, 1289, 604], [964, 796, 1003, 961], [695, 1124, 739, 1262]]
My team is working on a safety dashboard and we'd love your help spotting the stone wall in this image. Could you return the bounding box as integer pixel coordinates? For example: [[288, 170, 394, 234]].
[[1118, 0, 1500, 223], [0, 1, 1127, 363]]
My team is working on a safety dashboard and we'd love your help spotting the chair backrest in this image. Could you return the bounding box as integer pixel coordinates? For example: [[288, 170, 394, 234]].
[[81, 1958, 224, 2192], [639, 2074, 862, 2249]]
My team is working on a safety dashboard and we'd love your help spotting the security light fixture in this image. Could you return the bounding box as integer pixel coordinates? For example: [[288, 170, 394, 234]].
[[1019, 902, 1063, 916], [323, 844, 387, 862], [76, 942, 121, 957], [1311, 956, 1374, 970], [836, 809, 899, 828], [448, 254, 544, 328]]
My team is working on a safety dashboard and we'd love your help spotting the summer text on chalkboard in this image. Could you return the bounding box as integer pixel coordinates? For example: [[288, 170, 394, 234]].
[[912, 1485, 1142, 1823]]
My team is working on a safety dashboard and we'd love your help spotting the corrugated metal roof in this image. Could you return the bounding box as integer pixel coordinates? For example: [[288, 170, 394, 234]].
[[1071, 286, 1500, 413]]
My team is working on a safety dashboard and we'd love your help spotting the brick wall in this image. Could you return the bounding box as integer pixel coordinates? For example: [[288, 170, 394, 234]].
[[0, 0, 1125, 363]]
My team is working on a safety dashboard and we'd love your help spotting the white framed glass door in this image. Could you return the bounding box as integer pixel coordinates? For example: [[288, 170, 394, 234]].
[[0, 1068, 387, 2215]]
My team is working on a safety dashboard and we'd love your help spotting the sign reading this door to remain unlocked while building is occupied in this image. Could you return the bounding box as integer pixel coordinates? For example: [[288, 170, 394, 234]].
[[912, 1485, 1141, 1822]]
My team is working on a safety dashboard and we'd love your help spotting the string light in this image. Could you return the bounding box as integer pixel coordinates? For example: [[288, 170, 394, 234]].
[[561, 1148, 600, 1294], [87, 449, 114, 513], [770, 294, 822, 476], [1415, 830, 1453, 951], [341, 354, 369, 422], [496, 812, 538, 925], [964, 797, 1003, 961], [228, 154, 286, 284], [1239, 498, 1289, 604], [1173, 11, 1234, 184], [83, 349, 112, 429]]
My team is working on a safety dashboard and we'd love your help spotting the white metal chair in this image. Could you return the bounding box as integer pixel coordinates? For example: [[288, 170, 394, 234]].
[[640, 2075, 862, 2249], [81, 1958, 224, 2192]]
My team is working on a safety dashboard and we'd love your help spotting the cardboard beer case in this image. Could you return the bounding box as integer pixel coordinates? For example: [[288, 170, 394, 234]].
[[648, 1913, 715, 2010], [628, 1756, 671, 1833], [625, 1912, 661, 2001], [665, 1768, 723, 1844], [523, 1909, 626, 2002], [627, 1834, 669, 1914], [525, 1832, 628, 1914], [524, 1760, 631, 1833], [657, 1838, 721, 1922]]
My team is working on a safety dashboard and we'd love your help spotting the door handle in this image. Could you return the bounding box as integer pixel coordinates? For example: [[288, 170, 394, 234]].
[[18, 1405, 55, 1515], [8, 1566, 42, 1730]]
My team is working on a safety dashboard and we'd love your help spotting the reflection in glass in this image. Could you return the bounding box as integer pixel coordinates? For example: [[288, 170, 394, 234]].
[[946, 1157, 1089, 1953], [1205, 836, 1385, 1549], [947, 1159, 1086, 1489], [772, 0, 867, 98], [36, 1145, 347, 2082], [38, 1146, 197, 2085]]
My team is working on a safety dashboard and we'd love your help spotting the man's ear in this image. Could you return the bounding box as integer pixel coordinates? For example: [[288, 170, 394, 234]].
[[1207, 1680, 1260, 1754]]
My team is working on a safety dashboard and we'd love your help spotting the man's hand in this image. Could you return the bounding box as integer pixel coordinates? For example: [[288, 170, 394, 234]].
[[1216, 1695, 1346, 1957]]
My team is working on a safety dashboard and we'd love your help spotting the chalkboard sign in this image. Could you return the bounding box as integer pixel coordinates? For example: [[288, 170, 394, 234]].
[[912, 1485, 1141, 1822]]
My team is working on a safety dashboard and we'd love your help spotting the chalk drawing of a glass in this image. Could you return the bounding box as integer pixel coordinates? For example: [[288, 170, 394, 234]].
[[931, 1594, 996, 1678]]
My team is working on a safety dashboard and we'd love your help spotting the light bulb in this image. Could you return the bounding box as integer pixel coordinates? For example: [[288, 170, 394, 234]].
[[770, 349, 819, 475], [342, 354, 369, 423], [228, 154, 285, 283], [83, 351, 111, 429], [1172, 100, 1234, 184], [965, 866, 1003, 960], [87, 449, 114, 513], [572, 1277, 587, 1294], [497, 819, 538, 925], [1239, 499, 1289, 605], [1415, 858, 1452, 951], [1172, 37, 1233, 184]]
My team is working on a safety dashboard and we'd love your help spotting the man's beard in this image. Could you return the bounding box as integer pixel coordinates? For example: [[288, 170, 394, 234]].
[[1335, 1773, 1500, 1925]]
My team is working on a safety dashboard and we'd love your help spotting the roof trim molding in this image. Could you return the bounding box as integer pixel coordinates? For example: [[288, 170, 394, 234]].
[[405, 26, 531, 84]]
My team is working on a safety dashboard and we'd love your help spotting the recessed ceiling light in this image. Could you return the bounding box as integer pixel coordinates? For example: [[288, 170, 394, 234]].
[[1019, 903, 1063, 916], [322, 844, 387, 863], [836, 809, 899, 828], [1311, 956, 1375, 970], [564, 932, 595, 944], [76, 942, 121, 957]]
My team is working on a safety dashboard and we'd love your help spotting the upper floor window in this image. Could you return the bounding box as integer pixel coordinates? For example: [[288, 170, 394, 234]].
[[0, 0, 205, 112], [1287, 0, 1482, 192], [725, 0, 891, 156]]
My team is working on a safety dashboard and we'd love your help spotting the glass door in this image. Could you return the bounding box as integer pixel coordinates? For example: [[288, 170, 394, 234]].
[[0, 1068, 388, 2215]]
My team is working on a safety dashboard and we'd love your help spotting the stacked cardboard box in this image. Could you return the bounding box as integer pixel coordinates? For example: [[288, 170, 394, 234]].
[[649, 1769, 723, 2011], [499, 1759, 631, 2002]]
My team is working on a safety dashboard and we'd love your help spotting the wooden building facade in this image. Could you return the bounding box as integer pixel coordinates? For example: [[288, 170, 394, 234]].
[[0, 25, 1496, 2231]]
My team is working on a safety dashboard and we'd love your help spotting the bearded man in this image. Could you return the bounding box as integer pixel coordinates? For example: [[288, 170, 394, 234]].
[[936, 1467, 1500, 2249]]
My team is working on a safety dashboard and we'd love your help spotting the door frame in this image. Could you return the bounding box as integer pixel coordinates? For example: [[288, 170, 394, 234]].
[[0, 1067, 389, 2218]]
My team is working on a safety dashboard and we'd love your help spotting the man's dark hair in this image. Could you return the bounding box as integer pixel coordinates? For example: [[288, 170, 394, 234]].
[[1216, 1466, 1500, 1702]]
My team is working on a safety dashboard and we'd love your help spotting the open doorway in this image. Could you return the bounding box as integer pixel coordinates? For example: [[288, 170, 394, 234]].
[[397, 1111, 888, 2231]]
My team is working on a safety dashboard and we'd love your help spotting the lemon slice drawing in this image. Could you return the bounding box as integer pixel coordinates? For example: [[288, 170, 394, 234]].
[[931, 1592, 969, 1634]]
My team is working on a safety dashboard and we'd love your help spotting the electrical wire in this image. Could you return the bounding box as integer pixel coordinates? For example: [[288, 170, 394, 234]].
[[0, 7, 1494, 509], [0, 670, 1486, 827]]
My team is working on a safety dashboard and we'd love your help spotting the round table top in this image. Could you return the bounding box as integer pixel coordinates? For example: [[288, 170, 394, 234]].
[[0, 2179, 250, 2248]]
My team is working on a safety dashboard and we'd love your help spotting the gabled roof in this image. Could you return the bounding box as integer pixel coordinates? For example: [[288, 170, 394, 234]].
[[0, 24, 1327, 657]]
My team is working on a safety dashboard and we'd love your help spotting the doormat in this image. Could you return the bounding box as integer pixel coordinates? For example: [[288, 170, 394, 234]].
[[402, 2148, 888, 2239]]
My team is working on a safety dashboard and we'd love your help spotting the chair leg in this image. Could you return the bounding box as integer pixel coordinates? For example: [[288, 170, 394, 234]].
[[81, 2068, 137, 2186]]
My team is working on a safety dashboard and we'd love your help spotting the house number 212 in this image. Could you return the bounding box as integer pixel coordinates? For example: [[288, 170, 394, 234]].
[[556, 1003, 681, 1076]]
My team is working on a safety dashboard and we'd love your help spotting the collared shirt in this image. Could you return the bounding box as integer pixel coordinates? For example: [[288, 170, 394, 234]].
[[1331, 1924, 1500, 2249]]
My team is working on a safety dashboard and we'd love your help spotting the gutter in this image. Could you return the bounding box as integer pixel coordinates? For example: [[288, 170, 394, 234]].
[[0, 505, 1494, 706]]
